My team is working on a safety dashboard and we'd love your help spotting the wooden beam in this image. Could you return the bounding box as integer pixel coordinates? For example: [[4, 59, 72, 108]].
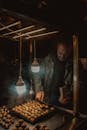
[[13, 28, 46, 39], [26, 31, 59, 39], [0, 21, 20, 31], [2, 25, 35, 36]]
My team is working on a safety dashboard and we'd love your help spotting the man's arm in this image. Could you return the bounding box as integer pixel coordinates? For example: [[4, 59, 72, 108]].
[[59, 86, 71, 104], [33, 73, 44, 101], [59, 60, 73, 105]]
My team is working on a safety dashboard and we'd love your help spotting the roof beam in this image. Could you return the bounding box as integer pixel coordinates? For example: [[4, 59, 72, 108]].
[[0, 21, 20, 31], [2, 25, 35, 36], [13, 27, 46, 39], [26, 31, 59, 39]]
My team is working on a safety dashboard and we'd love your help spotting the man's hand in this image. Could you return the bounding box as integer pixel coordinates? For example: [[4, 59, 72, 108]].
[[36, 91, 44, 102], [58, 96, 70, 105], [59, 87, 70, 105]]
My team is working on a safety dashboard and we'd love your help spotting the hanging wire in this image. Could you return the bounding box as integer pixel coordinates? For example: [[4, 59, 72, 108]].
[[30, 40, 33, 54], [34, 40, 36, 59], [19, 33, 22, 77]]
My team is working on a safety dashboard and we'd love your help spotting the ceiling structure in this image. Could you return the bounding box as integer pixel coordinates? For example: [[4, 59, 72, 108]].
[[0, 0, 87, 38], [0, 0, 80, 31], [0, 0, 87, 56], [0, 8, 59, 42]]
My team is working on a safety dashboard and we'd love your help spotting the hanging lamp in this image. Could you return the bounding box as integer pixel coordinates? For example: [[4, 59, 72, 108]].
[[16, 33, 26, 95], [31, 40, 40, 73], [29, 79, 35, 100]]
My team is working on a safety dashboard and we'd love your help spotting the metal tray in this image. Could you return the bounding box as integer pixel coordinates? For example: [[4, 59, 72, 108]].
[[10, 100, 57, 124]]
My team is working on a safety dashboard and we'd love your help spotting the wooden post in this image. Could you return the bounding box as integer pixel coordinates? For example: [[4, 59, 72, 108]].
[[73, 35, 79, 113], [69, 35, 79, 130]]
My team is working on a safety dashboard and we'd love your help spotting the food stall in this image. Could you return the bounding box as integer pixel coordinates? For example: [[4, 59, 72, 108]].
[[0, 8, 87, 130]]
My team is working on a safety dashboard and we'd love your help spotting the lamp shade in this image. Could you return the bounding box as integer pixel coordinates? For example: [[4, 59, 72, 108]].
[[16, 76, 26, 95], [31, 58, 40, 73]]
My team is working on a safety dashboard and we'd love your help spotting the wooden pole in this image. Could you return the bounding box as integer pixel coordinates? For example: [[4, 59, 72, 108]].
[[73, 35, 79, 113], [69, 35, 79, 130]]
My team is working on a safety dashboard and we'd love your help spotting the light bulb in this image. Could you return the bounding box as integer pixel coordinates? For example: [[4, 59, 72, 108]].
[[31, 58, 40, 73], [16, 76, 26, 95]]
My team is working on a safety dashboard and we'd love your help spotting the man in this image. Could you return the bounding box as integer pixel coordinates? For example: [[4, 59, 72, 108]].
[[32, 39, 73, 106]]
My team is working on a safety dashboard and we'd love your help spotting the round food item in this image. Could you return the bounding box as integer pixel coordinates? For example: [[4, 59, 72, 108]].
[[25, 107, 28, 111], [3, 112, 7, 116], [27, 115, 31, 119], [15, 122, 20, 127], [7, 114, 11, 119], [3, 106, 6, 109], [43, 125, 50, 130], [5, 123, 9, 129], [30, 117, 35, 122], [7, 122, 11, 127], [1, 110, 4, 114], [44, 110, 49, 114], [6, 118, 11, 123], [21, 122, 26, 128], [12, 127, 17, 130], [37, 113, 41, 117], [18, 119, 24, 124], [5, 118, 10, 123], [39, 126, 45, 130], [2, 121, 5, 126], [50, 107, 54, 111], [0, 120, 3, 125], [33, 128, 37, 130], [24, 113, 27, 117], [25, 127, 30, 130], [11, 119, 14, 124], [3, 116, 6, 121], [35, 124, 41, 129], [13, 108, 16, 111], [18, 127, 23, 130]]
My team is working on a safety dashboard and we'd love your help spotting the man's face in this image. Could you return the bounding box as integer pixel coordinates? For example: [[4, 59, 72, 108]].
[[57, 44, 68, 62]]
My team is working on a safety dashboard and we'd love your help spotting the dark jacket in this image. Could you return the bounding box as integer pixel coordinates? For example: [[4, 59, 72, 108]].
[[32, 54, 73, 103]]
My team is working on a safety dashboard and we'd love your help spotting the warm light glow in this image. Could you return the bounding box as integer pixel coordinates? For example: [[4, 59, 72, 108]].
[[16, 76, 26, 95], [31, 58, 40, 73]]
